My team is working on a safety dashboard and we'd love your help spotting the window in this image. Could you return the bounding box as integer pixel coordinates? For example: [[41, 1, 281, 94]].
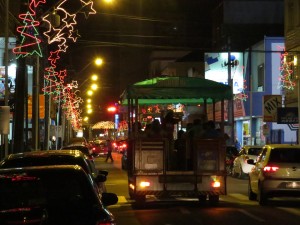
[[257, 64, 264, 91]]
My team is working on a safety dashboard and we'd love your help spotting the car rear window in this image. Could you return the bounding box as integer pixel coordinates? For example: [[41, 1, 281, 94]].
[[0, 156, 89, 173], [0, 171, 96, 211], [247, 148, 262, 156], [269, 148, 300, 163]]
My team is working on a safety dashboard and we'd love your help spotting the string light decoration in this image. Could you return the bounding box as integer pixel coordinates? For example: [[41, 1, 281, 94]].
[[278, 51, 296, 90], [40, 0, 97, 129], [13, 0, 46, 58], [13, 0, 97, 130], [80, 0, 97, 18]]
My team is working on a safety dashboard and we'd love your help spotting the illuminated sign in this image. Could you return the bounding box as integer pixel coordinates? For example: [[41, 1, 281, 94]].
[[205, 52, 244, 94]]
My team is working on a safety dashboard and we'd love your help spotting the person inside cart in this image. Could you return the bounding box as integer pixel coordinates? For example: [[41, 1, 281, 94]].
[[174, 130, 187, 170], [203, 120, 222, 138]]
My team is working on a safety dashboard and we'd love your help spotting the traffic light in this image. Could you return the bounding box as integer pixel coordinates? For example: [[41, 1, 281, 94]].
[[107, 106, 117, 113]]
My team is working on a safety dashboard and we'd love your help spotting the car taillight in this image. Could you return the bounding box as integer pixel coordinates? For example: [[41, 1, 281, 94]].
[[97, 221, 116, 225], [263, 166, 279, 172]]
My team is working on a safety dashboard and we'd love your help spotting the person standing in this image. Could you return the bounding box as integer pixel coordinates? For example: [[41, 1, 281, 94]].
[[105, 139, 114, 162]]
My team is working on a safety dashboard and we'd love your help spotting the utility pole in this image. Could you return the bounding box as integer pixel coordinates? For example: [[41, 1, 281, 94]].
[[227, 37, 235, 145], [12, 0, 28, 153]]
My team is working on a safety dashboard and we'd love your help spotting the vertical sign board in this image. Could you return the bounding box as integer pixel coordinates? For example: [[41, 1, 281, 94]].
[[263, 95, 282, 122], [0, 106, 10, 135]]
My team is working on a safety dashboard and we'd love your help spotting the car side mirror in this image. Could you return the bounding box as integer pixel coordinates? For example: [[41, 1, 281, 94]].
[[96, 174, 107, 183], [98, 170, 108, 177], [247, 159, 255, 165], [101, 192, 118, 206]]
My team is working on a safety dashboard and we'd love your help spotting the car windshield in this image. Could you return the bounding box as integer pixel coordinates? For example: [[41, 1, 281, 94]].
[[247, 148, 262, 156], [269, 148, 300, 163]]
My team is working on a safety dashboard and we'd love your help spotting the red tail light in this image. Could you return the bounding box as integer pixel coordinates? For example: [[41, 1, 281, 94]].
[[263, 166, 279, 172]]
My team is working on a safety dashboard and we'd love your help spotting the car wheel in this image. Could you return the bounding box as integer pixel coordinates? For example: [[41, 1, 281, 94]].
[[257, 184, 267, 206], [231, 166, 237, 177], [208, 195, 219, 206], [198, 195, 207, 202], [226, 165, 232, 176], [248, 179, 257, 200], [237, 165, 245, 179]]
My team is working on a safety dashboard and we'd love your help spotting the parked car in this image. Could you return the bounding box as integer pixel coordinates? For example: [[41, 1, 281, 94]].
[[232, 145, 263, 178], [225, 146, 239, 175], [0, 150, 108, 193], [0, 165, 117, 225], [247, 144, 300, 205], [61, 144, 93, 159]]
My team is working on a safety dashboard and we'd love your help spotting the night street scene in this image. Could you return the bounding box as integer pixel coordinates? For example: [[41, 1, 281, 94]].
[[2, 1, 300, 225]]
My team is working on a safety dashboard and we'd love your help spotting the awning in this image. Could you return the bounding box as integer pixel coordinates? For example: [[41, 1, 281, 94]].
[[120, 76, 232, 105]]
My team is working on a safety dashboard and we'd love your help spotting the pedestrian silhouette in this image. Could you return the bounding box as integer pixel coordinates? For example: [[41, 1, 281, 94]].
[[105, 139, 114, 162]]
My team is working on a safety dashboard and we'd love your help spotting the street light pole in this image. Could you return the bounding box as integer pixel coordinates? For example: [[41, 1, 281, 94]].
[[3, 0, 9, 156]]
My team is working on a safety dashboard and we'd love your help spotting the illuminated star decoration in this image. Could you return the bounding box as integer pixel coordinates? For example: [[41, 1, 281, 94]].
[[42, 0, 96, 129], [13, 0, 46, 58], [277, 47, 296, 90], [79, 0, 97, 19]]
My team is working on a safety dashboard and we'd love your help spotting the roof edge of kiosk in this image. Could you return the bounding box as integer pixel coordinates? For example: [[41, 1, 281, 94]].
[[120, 76, 233, 105]]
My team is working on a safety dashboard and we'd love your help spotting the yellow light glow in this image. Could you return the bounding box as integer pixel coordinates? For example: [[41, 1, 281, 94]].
[[94, 57, 103, 66], [87, 99, 92, 103], [91, 84, 98, 90], [86, 104, 92, 109], [294, 55, 298, 66], [87, 109, 93, 114], [83, 116, 89, 122], [91, 74, 98, 81], [87, 90, 93, 96], [104, 0, 114, 4]]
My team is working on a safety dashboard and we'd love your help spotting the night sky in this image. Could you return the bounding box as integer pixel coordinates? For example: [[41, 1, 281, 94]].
[[60, 0, 220, 122]]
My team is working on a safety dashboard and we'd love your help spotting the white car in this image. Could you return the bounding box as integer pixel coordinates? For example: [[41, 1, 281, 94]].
[[247, 144, 300, 205], [232, 145, 262, 178]]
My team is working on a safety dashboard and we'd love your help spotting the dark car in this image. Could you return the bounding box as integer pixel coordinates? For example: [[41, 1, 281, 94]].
[[0, 150, 107, 193], [225, 146, 239, 175], [0, 165, 117, 225], [90, 140, 108, 157], [121, 149, 128, 170], [61, 144, 93, 159]]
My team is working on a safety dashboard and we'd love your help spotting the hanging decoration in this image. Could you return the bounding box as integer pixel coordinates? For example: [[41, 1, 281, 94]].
[[40, 0, 97, 130], [13, 0, 46, 58], [278, 50, 296, 90]]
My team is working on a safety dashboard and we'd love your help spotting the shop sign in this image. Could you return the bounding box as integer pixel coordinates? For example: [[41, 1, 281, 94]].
[[277, 107, 298, 124], [263, 95, 282, 122]]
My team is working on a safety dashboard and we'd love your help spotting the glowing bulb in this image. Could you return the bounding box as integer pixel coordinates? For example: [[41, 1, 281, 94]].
[[95, 58, 103, 66]]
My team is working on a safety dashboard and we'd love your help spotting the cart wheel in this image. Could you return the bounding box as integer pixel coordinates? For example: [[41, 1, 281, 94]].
[[133, 195, 146, 208], [198, 195, 207, 202], [208, 195, 219, 205]]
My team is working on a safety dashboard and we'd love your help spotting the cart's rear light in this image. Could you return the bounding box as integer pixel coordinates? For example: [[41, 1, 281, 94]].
[[211, 181, 221, 188], [263, 166, 279, 172], [139, 181, 150, 188], [129, 183, 135, 190]]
